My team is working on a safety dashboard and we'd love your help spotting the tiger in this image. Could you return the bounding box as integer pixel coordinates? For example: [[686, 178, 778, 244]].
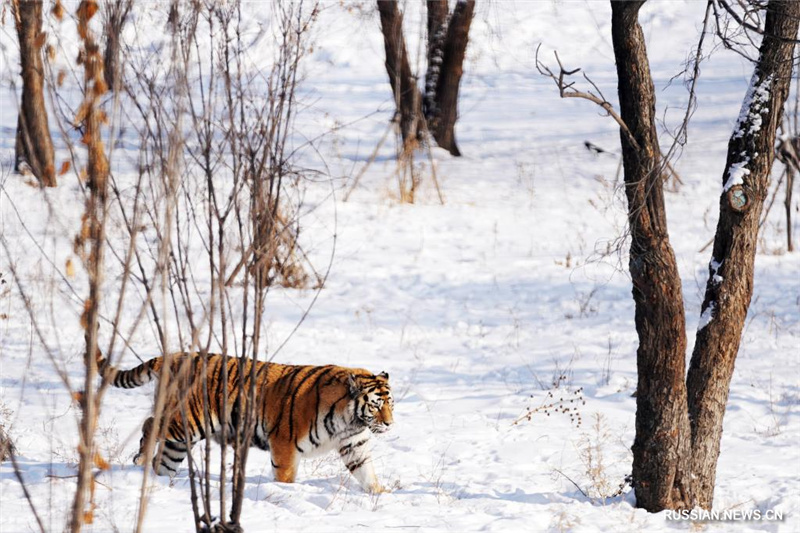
[[98, 352, 394, 493]]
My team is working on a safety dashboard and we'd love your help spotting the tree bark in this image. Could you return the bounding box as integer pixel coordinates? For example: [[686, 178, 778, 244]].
[[0, 425, 15, 462], [103, 0, 132, 93], [786, 165, 794, 252], [378, 1, 474, 156], [13, 0, 56, 187], [424, 0, 448, 125], [610, 0, 693, 512], [427, 0, 474, 156], [377, 0, 423, 149], [686, 0, 800, 509]]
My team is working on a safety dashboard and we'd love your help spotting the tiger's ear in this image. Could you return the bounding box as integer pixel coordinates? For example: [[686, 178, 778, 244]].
[[378, 371, 389, 380], [347, 373, 360, 397]]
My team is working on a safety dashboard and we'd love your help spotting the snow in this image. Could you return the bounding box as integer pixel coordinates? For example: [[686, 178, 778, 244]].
[[724, 158, 751, 193], [733, 74, 773, 140], [710, 258, 724, 285], [2, 2, 799, 533], [698, 301, 716, 331]]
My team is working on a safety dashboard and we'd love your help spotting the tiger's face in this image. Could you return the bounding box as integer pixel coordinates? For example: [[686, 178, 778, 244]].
[[350, 371, 394, 433]]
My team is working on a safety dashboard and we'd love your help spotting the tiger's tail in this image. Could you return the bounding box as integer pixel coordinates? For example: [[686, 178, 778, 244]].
[[96, 350, 164, 389]]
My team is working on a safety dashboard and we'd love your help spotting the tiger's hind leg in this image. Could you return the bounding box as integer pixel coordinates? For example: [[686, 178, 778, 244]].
[[153, 439, 190, 477], [133, 416, 155, 467], [133, 415, 194, 477]]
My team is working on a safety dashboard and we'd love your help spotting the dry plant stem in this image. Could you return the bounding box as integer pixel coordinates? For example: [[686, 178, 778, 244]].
[[9, 451, 46, 533], [69, 1, 114, 530], [133, 3, 187, 530], [343, 121, 393, 202]]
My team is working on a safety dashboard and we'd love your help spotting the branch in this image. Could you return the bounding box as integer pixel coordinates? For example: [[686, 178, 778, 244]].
[[535, 45, 641, 152]]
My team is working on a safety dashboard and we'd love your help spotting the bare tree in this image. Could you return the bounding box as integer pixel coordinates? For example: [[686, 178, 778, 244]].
[[70, 0, 113, 529], [609, 1, 694, 511], [12, 0, 56, 187], [539, 0, 800, 512], [102, 0, 132, 93], [0, 425, 14, 462], [686, 0, 799, 509], [378, 0, 475, 156]]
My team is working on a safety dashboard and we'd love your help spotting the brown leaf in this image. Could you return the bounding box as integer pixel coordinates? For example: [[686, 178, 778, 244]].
[[65, 258, 75, 278], [57, 70, 66, 87], [93, 452, 111, 471], [52, 1, 65, 21], [92, 78, 107, 97], [74, 102, 89, 125], [34, 31, 47, 49], [59, 160, 71, 176], [80, 300, 91, 331]]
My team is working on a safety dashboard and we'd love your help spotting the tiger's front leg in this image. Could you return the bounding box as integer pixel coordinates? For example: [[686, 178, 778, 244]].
[[338, 430, 384, 493], [269, 439, 300, 484]]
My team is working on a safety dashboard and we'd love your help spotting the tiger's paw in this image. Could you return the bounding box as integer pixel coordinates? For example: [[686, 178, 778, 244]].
[[132, 453, 145, 466], [369, 484, 389, 494]]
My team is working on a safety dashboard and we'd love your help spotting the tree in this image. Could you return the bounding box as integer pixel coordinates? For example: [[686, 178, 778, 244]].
[[609, 0, 694, 511], [102, 0, 132, 93], [12, 0, 56, 187], [685, 0, 799, 509], [0, 425, 14, 462], [540, 0, 799, 511], [377, 0, 475, 156]]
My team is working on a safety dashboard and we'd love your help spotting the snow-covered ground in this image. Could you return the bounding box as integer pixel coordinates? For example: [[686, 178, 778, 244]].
[[1, 1, 799, 532]]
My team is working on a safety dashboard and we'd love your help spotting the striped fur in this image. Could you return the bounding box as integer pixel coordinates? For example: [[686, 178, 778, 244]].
[[101, 353, 393, 493]]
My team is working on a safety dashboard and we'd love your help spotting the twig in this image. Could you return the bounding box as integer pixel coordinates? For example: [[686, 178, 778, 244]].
[[553, 468, 589, 499], [535, 45, 641, 153]]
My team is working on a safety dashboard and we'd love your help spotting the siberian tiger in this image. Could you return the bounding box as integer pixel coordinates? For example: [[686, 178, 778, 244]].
[[99, 352, 394, 493]]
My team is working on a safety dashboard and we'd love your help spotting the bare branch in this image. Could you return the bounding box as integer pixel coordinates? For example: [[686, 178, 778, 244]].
[[535, 44, 641, 152]]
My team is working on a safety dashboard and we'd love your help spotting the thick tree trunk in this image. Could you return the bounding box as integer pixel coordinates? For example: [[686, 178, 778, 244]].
[[0, 426, 15, 462], [13, 0, 56, 187], [424, 0, 448, 125], [610, 1, 693, 512], [378, 1, 474, 156], [103, 0, 131, 93], [686, 0, 800, 509], [787, 166, 794, 252], [427, 0, 474, 156], [377, 1, 423, 149]]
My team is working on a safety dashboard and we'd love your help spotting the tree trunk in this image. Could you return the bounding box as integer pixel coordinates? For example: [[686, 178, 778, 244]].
[[786, 165, 794, 252], [103, 0, 131, 93], [424, 0, 447, 127], [686, 0, 800, 509], [610, 0, 693, 512], [377, 0, 423, 150], [378, 1, 474, 156], [13, 0, 56, 187], [427, 0, 474, 156], [0, 425, 15, 462]]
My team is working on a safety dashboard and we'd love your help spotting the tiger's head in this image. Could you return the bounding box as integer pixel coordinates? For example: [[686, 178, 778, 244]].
[[348, 371, 394, 434]]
